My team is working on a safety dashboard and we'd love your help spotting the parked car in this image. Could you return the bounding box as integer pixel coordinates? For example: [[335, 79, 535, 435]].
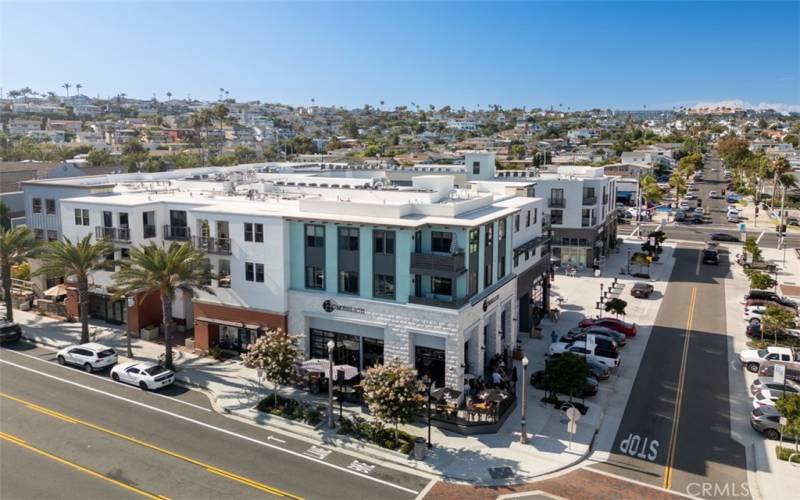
[[743, 305, 767, 324], [788, 216, 799, 226], [752, 388, 781, 410], [735, 254, 778, 272], [727, 213, 740, 223], [56, 343, 118, 372], [630, 282, 654, 298], [702, 248, 719, 265], [739, 346, 799, 373], [743, 291, 797, 309], [111, 361, 175, 390], [558, 333, 617, 352], [546, 353, 612, 380], [530, 370, 599, 398], [0, 320, 22, 345], [710, 232, 739, 242], [547, 341, 621, 369], [750, 377, 800, 396], [709, 190, 721, 199], [578, 317, 637, 337], [751, 406, 798, 440], [566, 326, 627, 345], [759, 362, 800, 384]]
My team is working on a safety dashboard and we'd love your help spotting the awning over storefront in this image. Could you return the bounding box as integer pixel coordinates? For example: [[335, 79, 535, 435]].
[[513, 235, 551, 256], [195, 316, 257, 329]]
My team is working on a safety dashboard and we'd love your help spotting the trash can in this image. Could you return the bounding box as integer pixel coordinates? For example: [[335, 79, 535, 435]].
[[413, 437, 427, 460]]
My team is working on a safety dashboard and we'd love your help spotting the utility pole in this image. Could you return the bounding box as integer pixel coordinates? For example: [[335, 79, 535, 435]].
[[779, 180, 786, 253], [636, 170, 642, 239]]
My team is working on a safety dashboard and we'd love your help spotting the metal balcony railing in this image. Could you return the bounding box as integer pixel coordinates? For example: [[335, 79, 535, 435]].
[[163, 225, 191, 241], [548, 198, 566, 208], [582, 196, 597, 205], [408, 295, 468, 309], [195, 236, 232, 255], [410, 252, 466, 276], [95, 226, 131, 242]]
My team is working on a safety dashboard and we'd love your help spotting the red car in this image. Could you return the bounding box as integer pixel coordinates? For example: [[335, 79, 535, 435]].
[[578, 317, 637, 337]]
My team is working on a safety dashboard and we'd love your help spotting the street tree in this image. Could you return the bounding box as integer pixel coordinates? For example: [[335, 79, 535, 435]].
[[669, 172, 688, 201], [762, 303, 797, 345], [546, 352, 589, 403], [744, 236, 763, 262], [745, 270, 777, 291], [36, 235, 113, 344], [361, 360, 423, 445], [775, 393, 800, 453], [242, 329, 300, 407], [112, 242, 213, 369], [605, 298, 628, 318], [86, 148, 113, 166], [0, 227, 39, 322]]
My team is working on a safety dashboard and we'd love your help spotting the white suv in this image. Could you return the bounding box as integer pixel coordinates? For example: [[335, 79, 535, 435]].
[[56, 343, 118, 372]]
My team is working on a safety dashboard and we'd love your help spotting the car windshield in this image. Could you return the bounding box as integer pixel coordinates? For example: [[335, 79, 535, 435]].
[[144, 365, 168, 376], [97, 349, 116, 358], [757, 349, 769, 357]]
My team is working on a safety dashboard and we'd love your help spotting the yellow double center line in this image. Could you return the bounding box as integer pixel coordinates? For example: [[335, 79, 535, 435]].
[[0, 431, 169, 500], [0, 392, 301, 499], [663, 286, 697, 489]]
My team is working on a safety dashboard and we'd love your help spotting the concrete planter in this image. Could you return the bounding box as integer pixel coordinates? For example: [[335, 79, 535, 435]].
[[140, 326, 159, 341], [185, 338, 195, 350]]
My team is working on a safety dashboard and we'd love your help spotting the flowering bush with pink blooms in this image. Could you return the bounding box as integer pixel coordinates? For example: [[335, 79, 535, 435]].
[[361, 360, 423, 444], [242, 328, 300, 406]]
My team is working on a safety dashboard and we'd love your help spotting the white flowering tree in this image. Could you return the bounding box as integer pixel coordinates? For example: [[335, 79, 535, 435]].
[[242, 329, 300, 407], [361, 361, 423, 445]]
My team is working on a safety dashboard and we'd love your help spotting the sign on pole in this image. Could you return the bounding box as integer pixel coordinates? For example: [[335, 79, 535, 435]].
[[586, 334, 597, 354], [739, 223, 746, 233], [565, 406, 580, 450], [774, 364, 786, 385]]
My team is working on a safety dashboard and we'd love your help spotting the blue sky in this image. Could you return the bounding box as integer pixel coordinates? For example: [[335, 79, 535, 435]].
[[1, 1, 798, 110]]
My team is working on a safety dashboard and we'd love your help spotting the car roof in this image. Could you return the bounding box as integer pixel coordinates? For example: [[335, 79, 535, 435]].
[[79, 342, 113, 351], [633, 282, 651, 288]]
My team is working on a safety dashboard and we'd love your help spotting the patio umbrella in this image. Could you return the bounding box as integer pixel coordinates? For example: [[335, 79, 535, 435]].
[[333, 364, 359, 381], [300, 359, 331, 373], [431, 387, 462, 402], [44, 283, 68, 298]]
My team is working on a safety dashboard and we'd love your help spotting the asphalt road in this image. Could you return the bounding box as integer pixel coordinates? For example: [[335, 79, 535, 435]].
[[619, 153, 800, 250], [0, 342, 433, 500], [591, 244, 749, 498]]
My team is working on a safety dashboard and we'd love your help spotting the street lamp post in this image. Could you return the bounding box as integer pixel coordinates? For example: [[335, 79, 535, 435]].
[[520, 356, 529, 444], [423, 374, 433, 448], [327, 339, 335, 428]]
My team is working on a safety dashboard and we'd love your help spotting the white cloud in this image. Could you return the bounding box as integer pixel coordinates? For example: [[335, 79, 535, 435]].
[[691, 99, 800, 114]]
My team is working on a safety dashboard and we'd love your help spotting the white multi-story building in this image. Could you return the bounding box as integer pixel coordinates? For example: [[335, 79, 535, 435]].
[[23, 163, 551, 391]]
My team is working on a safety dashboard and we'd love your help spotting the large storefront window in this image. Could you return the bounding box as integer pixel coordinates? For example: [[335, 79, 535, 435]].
[[363, 338, 384, 369], [88, 293, 127, 325], [415, 346, 445, 388], [311, 329, 363, 368], [219, 325, 261, 353]]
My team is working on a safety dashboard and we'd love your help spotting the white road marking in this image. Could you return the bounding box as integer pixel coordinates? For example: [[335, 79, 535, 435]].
[[348, 460, 375, 474], [1, 347, 211, 412], [267, 436, 286, 443], [0, 358, 422, 495], [413, 478, 438, 500], [305, 445, 332, 460], [696, 247, 702, 275]]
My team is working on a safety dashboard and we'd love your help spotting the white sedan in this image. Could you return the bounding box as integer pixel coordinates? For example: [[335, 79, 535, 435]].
[[743, 305, 767, 324], [111, 361, 175, 390]]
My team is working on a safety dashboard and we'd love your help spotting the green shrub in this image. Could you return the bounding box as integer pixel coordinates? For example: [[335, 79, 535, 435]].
[[208, 345, 224, 360], [776, 446, 799, 462], [337, 415, 416, 452], [255, 394, 325, 425]]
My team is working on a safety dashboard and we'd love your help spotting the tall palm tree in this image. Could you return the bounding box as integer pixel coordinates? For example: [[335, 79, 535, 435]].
[[669, 172, 687, 203], [219, 87, 225, 101], [166, 91, 172, 101], [75, 83, 83, 96], [640, 174, 663, 206], [36, 235, 114, 344], [112, 242, 213, 370], [62, 83, 71, 98], [0, 227, 40, 322]]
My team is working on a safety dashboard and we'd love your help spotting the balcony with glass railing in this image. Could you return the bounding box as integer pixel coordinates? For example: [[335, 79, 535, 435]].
[[95, 226, 131, 242], [163, 225, 191, 241], [195, 236, 232, 255]]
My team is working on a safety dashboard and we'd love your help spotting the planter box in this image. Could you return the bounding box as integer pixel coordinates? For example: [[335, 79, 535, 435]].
[[140, 326, 159, 341], [185, 338, 195, 350], [19, 302, 30, 311]]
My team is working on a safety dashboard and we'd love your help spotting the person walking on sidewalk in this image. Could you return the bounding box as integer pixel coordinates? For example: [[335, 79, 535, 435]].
[[551, 330, 559, 344]]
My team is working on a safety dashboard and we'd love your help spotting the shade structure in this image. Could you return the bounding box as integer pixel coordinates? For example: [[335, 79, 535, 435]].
[[333, 364, 359, 381], [300, 359, 331, 373], [44, 284, 68, 297], [431, 387, 462, 402]]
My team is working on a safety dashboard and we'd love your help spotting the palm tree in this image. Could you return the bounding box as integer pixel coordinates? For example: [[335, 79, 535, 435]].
[[0, 227, 40, 322], [75, 83, 83, 96], [219, 87, 225, 101], [36, 235, 114, 344], [640, 174, 663, 206], [669, 173, 687, 203], [166, 91, 172, 101], [112, 242, 213, 370], [62, 83, 71, 98]]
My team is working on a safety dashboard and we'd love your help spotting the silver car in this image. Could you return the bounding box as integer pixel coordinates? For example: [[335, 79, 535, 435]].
[[749, 377, 800, 396], [751, 406, 797, 440]]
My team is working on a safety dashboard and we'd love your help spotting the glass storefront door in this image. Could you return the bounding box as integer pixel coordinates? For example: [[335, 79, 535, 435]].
[[88, 293, 127, 325], [310, 329, 384, 371], [415, 346, 445, 387]]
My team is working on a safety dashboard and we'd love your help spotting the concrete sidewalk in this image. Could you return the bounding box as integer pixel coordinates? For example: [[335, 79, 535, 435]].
[[7, 240, 669, 485]]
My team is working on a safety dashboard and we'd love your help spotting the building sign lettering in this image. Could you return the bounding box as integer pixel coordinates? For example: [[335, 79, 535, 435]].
[[323, 299, 365, 315]]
